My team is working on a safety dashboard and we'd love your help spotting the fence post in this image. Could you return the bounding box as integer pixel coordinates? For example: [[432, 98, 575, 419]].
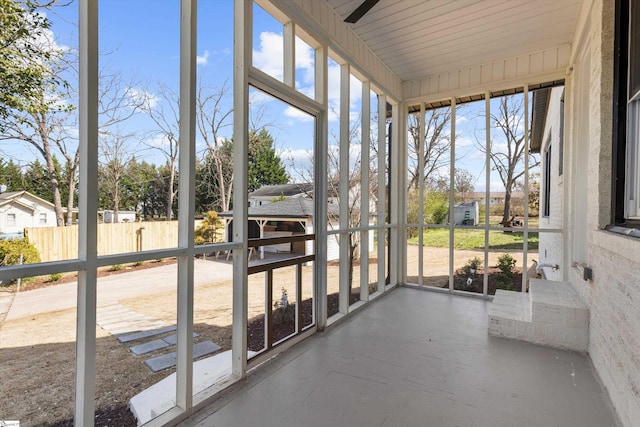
[[16, 253, 23, 292]]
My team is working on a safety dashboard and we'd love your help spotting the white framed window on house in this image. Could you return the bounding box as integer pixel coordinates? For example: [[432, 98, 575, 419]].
[[543, 142, 552, 217], [7, 213, 16, 226], [39, 213, 47, 224], [626, 0, 640, 219], [613, 0, 640, 225]]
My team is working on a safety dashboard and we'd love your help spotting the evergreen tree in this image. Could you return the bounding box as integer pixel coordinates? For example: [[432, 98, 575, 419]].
[[247, 128, 289, 192], [0, 159, 24, 191]]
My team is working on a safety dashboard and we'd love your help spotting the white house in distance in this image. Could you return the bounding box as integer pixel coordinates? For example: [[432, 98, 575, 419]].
[[0, 190, 57, 236], [222, 183, 375, 261]]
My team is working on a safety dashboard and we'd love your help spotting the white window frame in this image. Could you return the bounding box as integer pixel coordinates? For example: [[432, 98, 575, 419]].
[[39, 213, 47, 224], [7, 213, 16, 226], [626, 96, 640, 219], [625, 0, 640, 219]]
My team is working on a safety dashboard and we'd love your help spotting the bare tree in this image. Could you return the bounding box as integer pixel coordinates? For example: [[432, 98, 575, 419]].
[[0, 35, 73, 225], [195, 80, 233, 212], [141, 83, 180, 220], [407, 107, 453, 190], [477, 95, 540, 226], [98, 132, 135, 222]]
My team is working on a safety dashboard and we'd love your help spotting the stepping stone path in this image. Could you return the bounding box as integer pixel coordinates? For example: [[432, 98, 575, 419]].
[[97, 303, 221, 372], [144, 341, 222, 372], [129, 333, 199, 356], [97, 304, 165, 335]]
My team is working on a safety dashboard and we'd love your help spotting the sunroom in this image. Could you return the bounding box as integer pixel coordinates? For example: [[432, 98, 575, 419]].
[[1, 0, 639, 426]]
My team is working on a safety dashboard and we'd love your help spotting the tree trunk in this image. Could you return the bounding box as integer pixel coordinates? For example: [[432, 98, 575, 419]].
[[65, 158, 78, 226], [167, 163, 175, 221], [39, 123, 64, 226], [113, 183, 120, 223], [502, 189, 512, 230]]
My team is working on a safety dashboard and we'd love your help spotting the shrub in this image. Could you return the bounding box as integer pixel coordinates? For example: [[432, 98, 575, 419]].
[[194, 211, 223, 245], [48, 272, 63, 282], [0, 238, 40, 266], [494, 273, 514, 291], [273, 288, 295, 323], [497, 253, 516, 276], [462, 256, 482, 276], [109, 264, 123, 271], [406, 189, 449, 238]]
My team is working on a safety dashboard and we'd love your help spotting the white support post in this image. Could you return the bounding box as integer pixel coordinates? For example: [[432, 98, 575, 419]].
[[258, 220, 267, 259], [484, 91, 491, 296], [418, 103, 425, 286], [360, 80, 371, 301], [283, 21, 295, 88], [339, 63, 350, 313], [389, 103, 402, 286], [232, 0, 251, 378], [522, 84, 530, 292], [449, 97, 456, 291], [377, 94, 387, 292], [176, 0, 197, 410], [76, 1, 98, 424], [314, 45, 328, 328]]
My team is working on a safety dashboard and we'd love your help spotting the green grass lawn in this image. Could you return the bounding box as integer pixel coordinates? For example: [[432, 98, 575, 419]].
[[409, 227, 539, 250]]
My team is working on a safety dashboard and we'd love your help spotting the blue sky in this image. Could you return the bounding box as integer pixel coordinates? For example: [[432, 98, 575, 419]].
[[1, 0, 537, 192]]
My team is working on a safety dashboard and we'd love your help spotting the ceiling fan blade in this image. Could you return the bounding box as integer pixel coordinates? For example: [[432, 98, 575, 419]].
[[344, 0, 380, 23]]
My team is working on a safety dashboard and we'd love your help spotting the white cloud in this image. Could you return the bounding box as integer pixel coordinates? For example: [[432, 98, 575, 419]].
[[456, 136, 475, 147], [284, 106, 313, 122], [128, 88, 159, 109], [253, 31, 284, 80], [197, 50, 210, 65], [143, 134, 171, 148], [456, 115, 469, 124]]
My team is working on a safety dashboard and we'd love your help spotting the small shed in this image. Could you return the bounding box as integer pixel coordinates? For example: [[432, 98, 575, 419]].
[[453, 202, 479, 226], [103, 210, 137, 223]]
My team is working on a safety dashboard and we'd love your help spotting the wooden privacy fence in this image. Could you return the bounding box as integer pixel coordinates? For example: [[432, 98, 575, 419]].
[[25, 221, 204, 262]]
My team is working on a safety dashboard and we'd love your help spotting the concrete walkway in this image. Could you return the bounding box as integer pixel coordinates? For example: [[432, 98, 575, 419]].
[[4, 258, 233, 321]]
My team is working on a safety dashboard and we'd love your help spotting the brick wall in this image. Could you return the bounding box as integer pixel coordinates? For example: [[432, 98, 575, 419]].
[[563, 1, 640, 425], [538, 87, 564, 282]]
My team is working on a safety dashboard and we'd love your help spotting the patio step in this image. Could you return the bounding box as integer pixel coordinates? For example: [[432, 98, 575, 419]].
[[488, 279, 589, 352]]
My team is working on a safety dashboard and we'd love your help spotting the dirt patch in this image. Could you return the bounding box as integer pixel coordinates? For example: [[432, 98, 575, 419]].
[[4, 258, 178, 292]]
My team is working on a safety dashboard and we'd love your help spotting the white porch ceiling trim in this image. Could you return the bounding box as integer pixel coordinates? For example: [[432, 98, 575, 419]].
[[263, 0, 403, 101], [402, 44, 571, 105]]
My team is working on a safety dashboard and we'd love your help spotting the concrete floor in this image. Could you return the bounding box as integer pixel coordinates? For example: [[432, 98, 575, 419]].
[[180, 287, 618, 427]]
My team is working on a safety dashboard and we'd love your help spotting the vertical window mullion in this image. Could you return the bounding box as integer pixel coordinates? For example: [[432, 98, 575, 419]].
[[283, 21, 295, 87], [417, 103, 425, 287], [377, 94, 387, 292], [338, 63, 350, 313], [448, 97, 456, 291], [360, 80, 371, 301], [76, 0, 99, 424], [314, 45, 328, 328], [176, 0, 197, 410], [522, 84, 530, 293], [232, 0, 251, 379], [484, 91, 491, 296]]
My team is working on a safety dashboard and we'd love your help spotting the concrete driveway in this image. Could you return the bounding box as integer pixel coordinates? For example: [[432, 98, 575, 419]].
[[5, 258, 233, 321]]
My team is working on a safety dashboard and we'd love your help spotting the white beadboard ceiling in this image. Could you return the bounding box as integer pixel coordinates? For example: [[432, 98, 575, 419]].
[[326, 0, 581, 83]]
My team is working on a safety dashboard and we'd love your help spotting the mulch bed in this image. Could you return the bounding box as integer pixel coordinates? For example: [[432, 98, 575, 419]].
[[48, 406, 138, 427], [453, 267, 524, 295]]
